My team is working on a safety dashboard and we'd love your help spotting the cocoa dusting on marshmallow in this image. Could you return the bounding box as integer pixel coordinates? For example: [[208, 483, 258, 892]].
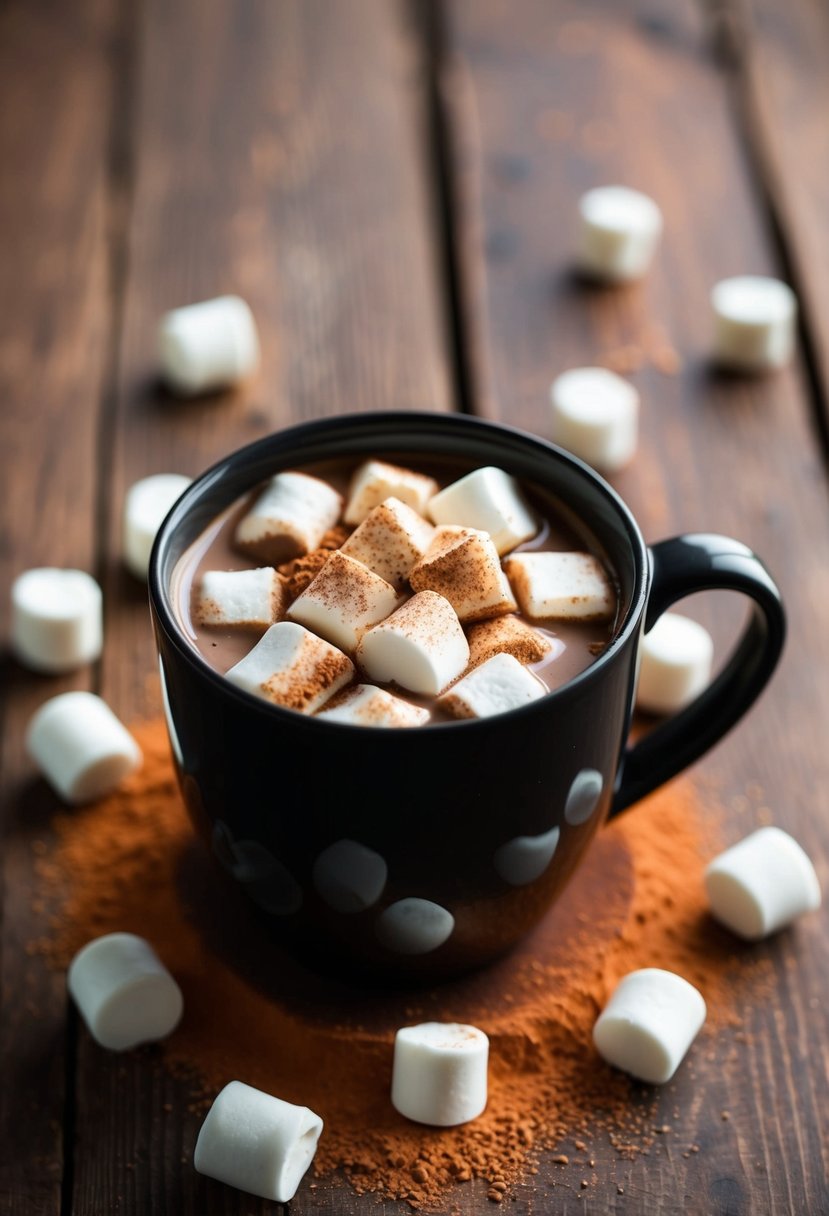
[[263, 649, 353, 713], [466, 615, 554, 670], [278, 550, 333, 600]]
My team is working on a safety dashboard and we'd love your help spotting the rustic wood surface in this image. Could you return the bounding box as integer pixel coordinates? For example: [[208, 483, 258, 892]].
[[2, 1, 827, 1214]]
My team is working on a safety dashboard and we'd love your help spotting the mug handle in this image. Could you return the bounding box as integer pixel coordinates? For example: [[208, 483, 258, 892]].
[[610, 533, 786, 816]]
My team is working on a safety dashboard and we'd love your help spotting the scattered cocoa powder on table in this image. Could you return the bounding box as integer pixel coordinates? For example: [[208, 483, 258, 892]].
[[31, 719, 772, 1210]]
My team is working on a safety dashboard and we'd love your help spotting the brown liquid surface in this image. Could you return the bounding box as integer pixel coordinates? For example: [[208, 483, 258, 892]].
[[173, 455, 620, 723]]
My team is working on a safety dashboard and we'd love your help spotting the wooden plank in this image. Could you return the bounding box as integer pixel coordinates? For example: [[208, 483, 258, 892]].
[[71, 1, 453, 1212], [441, 1, 829, 1212], [0, 1, 120, 1212]]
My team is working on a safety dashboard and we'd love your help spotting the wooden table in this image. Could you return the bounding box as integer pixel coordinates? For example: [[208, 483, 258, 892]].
[[2, 2, 828, 1212]]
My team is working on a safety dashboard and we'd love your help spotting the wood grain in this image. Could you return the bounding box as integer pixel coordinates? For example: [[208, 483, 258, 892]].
[[440, 0, 829, 1211], [0, 1, 121, 1211]]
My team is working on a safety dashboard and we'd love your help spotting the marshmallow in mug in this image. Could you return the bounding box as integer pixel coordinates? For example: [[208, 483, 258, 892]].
[[225, 621, 354, 713], [427, 466, 537, 556], [593, 968, 706, 1084], [578, 186, 663, 282], [26, 691, 142, 804], [704, 826, 821, 940], [123, 473, 192, 580], [67, 932, 183, 1050], [711, 276, 797, 372], [11, 567, 103, 673], [438, 653, 546, 720], [235, 470, 343, 565], [356, 591, 469, 696], [195, 1080, 323, 1204], [195, 567, 288, 633], [409, 526, 517, 623], [391, 1022, 489, 1126], [158, 295, 260, 395]]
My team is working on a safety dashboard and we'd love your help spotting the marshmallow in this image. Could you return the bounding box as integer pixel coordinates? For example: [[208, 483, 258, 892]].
[[235, 471, 343, 564], [356, 591, 468, 696], [391, 1022, 489, 1127], [578, 186, 663, 283], [593, 968, 706, 1084], [636, 612, 714, 715], [158, 295, 260, 396], [344, 460, 438, 526], [704, 827, 821, 940], [11, 568, 103, 673], [340, 497, 435, 586], [316, 684, 429, 728], [376, 898, 455, 954], [410, 527, 516, 623], [287, 551, 399, 652], [26, 691, 142, 805], [466, 615, 555, 670], [711, 275, 797, 371], [427, 467, 537, 556], [194, 1080, 323, 1204], [504, 551, 614, 620], [225, 621, 353, 713], [195, 567, 287, 633], [123, 473, 192, 580], [550, 367, 639, 471], [67, 932, 183, 1050], [312, 838, 388, 911], [438, 653, 546, 720]]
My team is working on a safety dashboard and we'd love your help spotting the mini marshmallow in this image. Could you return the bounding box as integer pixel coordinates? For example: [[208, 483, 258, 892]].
[[357, 591, 468, 696], [466, 615, 555, 670], [67, 932, 183, 1050], [578, 186, 663, 283], [340, 497, 435, 586], [427, 467, 537, 556], [287, 551, 399, 652], [235, 471, 343, 564], [11, 568, 103, 673], [26, 691, 142, 805], [312, 838, 388, 911], [410, 527, 517, 623], [194, 1080, 323, 1204], [316, 684, 429, 728], [344, 460, 438, 526], [158, 295, 260, 395], [225, 621, 353, 713], [195, 567, 287, 632], [123, 473, 192, 580], [549, 367, 639, 472], [504, 551, 614, 621], [711, 275, 797, 371], [392, 1022, 489, 1127], [593, 968, 706, 1084], [636, 612, 714, 714], [704, 826, 821, 940], [438, 653, 546, 720], [376, 898, 455, 955]]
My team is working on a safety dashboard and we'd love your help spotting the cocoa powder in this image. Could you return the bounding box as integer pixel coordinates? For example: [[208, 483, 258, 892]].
[[30, 718, 773, 1210]]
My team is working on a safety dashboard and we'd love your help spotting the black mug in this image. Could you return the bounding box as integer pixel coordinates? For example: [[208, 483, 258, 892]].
[[149, 413, 785, 983]]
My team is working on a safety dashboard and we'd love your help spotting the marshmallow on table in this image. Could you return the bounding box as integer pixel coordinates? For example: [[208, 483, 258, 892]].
[[11, 568, 103, 673], [356, 591, 468, 696], [550, 367, 639, 472], [123, 473, 192, 580], [158, 295, 260, 396], [410, 526, 516, 623], [593, 968, 706, 1084], [225, 621, 354, 713], [68, 932, 182, 1050], [340, 497, 435, 586], [235, 471, 343, 565], [711, 275, 797, 371], [26, 691, 142, 804], [392, 1022, 489, 1127], [286, 551, 399, 652], [704, 826, 821, 940], [578, 186, 663, 283], [504, 551, 614, 620], [427, 467, 537, 556], [438, 653, 546, 720], [636, 611, 714, 715], [195, 567, 288, 633], [195, 1080, 323, 1204], [466, 615, 554, 670], [344, 460, 438, 526], [316, 684, 429, 728]]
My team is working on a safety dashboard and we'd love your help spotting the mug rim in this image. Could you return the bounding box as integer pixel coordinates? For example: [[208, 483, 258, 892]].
[[149, 411, 650, 733]]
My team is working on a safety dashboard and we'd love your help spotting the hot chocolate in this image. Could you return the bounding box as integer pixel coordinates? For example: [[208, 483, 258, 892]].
[[172, 454, 619, 725]]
